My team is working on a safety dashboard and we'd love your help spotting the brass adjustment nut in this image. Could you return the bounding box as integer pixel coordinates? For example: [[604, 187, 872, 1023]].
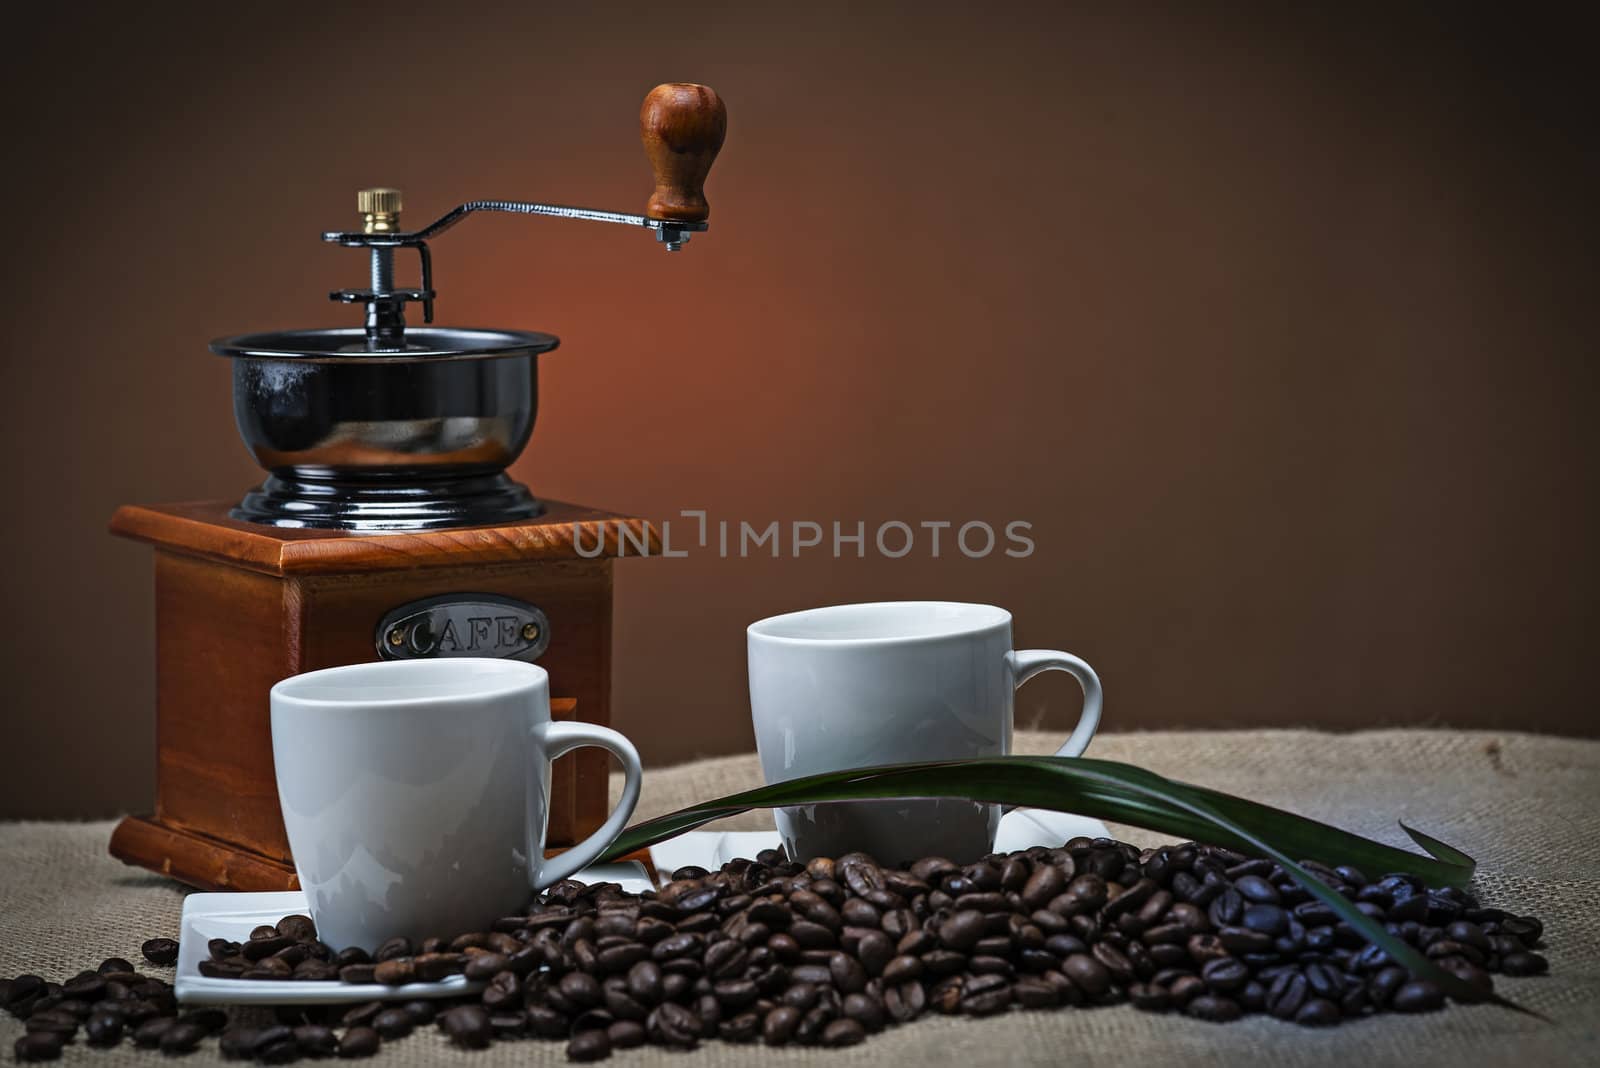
[[358, 187, 403, 234]]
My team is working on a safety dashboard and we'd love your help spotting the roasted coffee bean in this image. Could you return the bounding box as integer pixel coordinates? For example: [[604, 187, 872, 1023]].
[[371, 958, 416, 985], [714, 1009, 758, 1042], [1295, 997, 1341, 1026], [704, 939, 748, 978], [1392, 980, 1445, 1013], [440, 1005, 492, 1049], [23, 1009, 78, 1035], [85, 1012, 124, 1045], [854, 929, 893, 976], [461, 952, 508, 980], [974, 934, 1014, 957], [1232, 874, 1281, 904], [661, 972, 693, 1002], [596, 940, 650, 973], [608, 1019, 646, 1049], [60, 973, 105, 1001], [483, 1011, 524, 1038], [1303, 962, 1343, 1000], [132, 1016, 179, 1047], [646, 1002, 701, 1048], [938, 909, 986, 951], [1091, 941, 1135, 983], [525, 1005, 569, 1039], [118, 999, 164, 1024], [840, 898, 880, 928], [559, 970, 604, 1008], [1021, 864, 1067, 910], [370, 1007, 412, 1038], [338, 1026, 380, 1058], [1242, 902, 1288, 935], [176, 1007, 226, 1035], [339, 1001, 383, 1028], [836, 855, 887, 897], [448, 931, 492, 953], [277, 914, 317, 942], [1200, 957, 1249, 993], [373, 937, 411, 962], [1501, 915, 1544, 944], [5, 973, 45, 1008], [251, 1024, 298, 1054], [1013, 976, 1062, 1009], [821, 1017, 867, 1046], [292, 958, 339, 981], [789, 919, 837, 949], [242, 957, 294, 980], [762, 1005, 801, 1045], [140, 938, 180, 966], [1367, 965, 1407, 1006], [829, 951, 868, 993], [882, 979, 927, 1022], [959, 974, 1012, 1015], [716, 976, 761, 1008], [1185, 994, 1242, 1022], [410, 952, 461, 981], [841, 991, 886, 1031], [239, 936, 294, 962], [1267, 971, 1310, 1019], [1435, 956, 1493, 994], [292, 1023, 337, 1055], [218, 1027, 260, 1058], [796, 1003, 836, 1042], [567, 1028, 612, 1061], [13, 1033, 66, 1062], [971, 955, 1016, 978], [651, 932, 701, 962], [1062, 953, 1111, 996], [1127, 982, 1171, 1011], [482, 970, 522, 1010], [1501, 951, 1549, 976], [878, 953, 923, 985], [1043, 932, 1087, 958], [780, 982, 821, 1012]]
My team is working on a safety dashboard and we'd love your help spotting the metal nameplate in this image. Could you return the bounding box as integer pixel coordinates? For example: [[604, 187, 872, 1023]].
[[376, 593, 550, 662]]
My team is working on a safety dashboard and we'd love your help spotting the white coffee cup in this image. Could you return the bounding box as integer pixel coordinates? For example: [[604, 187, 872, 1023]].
[[748, 601, 1101, 865], [270, 658, 643, 951]]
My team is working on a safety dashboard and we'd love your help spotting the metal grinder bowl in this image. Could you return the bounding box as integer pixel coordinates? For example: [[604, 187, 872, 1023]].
[[206, 84, 724, 533], [211, 327, 558, 532]]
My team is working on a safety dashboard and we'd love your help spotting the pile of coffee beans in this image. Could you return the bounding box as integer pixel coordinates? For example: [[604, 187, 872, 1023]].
[[3, 837, 1550, 1062]]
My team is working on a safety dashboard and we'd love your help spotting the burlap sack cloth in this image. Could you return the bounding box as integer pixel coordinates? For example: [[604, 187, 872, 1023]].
[[2, 730, 1595, 1066]]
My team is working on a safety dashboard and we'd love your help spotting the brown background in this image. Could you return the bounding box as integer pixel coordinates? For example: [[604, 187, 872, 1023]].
[[1, 3, 1594, 819]]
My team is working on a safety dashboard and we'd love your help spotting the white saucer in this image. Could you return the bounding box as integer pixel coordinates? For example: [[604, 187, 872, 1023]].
[[646, 809, 1112, 876], [174, 863, 652, 1005]]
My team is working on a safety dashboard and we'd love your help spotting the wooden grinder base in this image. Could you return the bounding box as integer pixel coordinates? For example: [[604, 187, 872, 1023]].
[[108, 498, 656, 891]]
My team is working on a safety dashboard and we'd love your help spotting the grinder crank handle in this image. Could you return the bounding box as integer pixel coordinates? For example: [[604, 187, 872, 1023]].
[[322, 83, 727, 251], [640, 83, 728, 223]]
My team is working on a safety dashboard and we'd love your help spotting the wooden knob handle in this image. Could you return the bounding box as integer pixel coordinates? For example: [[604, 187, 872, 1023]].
[[641, 83, 727, 223]]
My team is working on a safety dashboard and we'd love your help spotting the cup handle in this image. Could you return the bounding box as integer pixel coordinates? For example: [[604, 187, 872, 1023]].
[[1006, 650, 1103, 758], [531, 722, 644, 889]]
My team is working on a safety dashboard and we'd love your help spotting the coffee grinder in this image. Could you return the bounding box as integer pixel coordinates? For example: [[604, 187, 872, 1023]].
[[108, 83, 727, 890]]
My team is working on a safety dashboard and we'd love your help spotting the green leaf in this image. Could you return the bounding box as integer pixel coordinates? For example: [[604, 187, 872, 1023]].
[[600, 754, 1534, 1015]]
